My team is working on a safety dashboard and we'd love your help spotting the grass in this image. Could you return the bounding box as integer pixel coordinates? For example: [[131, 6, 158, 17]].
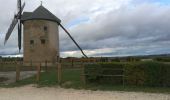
[[0, 67, 170, 93], [61, 68, 83, 89], [0, 76, 35, 88], [84, 84, 170, 94]]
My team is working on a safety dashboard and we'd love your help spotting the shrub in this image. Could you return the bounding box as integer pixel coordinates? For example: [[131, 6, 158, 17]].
[[84, 62, 125, 84], [124, 62, 146, 86], [125, 61, 170, 87], [84, 61, 170, 87], [100, 62, 124, 84], [141, 61, 163, 87], [161, 63, 170, 87], [84, 63, 102, 82]]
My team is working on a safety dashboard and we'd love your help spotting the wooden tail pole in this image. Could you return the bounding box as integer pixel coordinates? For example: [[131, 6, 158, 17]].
[[16, 62, 20, 82], [59, 23, 88, 58]]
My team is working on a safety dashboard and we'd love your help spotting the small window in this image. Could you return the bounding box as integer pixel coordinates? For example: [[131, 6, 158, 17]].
[[41, 39, 46, 44], [30, 40, 34, 45], [44, 26, 48, 31]]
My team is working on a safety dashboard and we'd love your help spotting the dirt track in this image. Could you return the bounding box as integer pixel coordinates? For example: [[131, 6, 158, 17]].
[[0, 85, 169, 100], [0, 71, 36, 84]]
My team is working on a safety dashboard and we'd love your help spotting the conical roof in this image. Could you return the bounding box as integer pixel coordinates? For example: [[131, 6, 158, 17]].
[[21, 5, 61, 23]]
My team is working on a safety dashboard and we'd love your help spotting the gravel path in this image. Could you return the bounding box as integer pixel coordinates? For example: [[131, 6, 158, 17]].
[[0, 85, 169, 100], [0, 71, 36, 84]]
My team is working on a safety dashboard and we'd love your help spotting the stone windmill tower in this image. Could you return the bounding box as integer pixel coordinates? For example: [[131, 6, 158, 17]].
[[4, 0, 87, 66], [21, 5, 61, 66]]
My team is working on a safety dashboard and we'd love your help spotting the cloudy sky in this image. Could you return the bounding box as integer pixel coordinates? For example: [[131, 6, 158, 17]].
[[0, 0, 170, 57]]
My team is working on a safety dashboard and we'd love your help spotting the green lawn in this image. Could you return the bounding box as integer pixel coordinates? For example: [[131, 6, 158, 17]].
[[0, 68, 170, 94]]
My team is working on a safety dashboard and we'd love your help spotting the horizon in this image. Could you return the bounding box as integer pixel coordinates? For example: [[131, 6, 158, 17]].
[[1, 53, 170, 58]]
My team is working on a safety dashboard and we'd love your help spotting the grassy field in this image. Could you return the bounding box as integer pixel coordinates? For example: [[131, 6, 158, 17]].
[[0, 67, 170, 94]]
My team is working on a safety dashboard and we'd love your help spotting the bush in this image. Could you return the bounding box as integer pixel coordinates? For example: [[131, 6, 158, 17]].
[[84, 62, 125, 84], [100, 62, 124, 84], [142, 62, 163, 87], [124, 61, 166, 86], [84, 61, 170, 87], [162, 64, 170, 87], [154, 57, 170, 62], [125, 62, 146, 86], [125, 61, 170, 87], [84, 63, 102, 82]]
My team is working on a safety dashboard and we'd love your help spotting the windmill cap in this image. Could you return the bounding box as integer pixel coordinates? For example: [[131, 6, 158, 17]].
[[21, 5, 61, 23]]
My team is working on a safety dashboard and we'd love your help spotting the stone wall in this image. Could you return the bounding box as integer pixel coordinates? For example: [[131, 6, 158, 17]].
[[23, 20, 59, 66]]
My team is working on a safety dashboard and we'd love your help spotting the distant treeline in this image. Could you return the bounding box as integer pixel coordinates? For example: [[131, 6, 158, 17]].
[[0, 57, 23, 62], [154, 57, 170, 62], [0, 55, 170, 62], [101, 56, 170, 62]]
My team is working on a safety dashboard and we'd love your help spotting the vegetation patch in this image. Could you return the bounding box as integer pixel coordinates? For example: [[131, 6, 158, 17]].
[[0, 77, 9, 82], [0, 62, 170, 93], [84, 61, 170, 87]]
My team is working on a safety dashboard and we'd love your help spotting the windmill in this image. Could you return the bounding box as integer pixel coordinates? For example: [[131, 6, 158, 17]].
[[4, 0, 87, 65], [4, 0, 25, 52]]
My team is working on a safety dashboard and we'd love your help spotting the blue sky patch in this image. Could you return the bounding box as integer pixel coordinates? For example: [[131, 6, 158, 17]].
[[66, 17, 90, 28], [133, 0, 170, 5]]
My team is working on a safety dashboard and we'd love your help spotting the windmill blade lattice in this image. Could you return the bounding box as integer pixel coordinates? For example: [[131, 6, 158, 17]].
[[16, 2, 25, 19], [18, 0, 21, 11]]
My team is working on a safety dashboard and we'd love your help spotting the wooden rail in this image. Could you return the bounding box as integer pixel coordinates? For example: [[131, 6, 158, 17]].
[[81, 65, 125, 85]]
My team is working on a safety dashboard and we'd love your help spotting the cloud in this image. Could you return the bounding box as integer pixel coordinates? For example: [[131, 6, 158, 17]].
[[0, 0, 170, 57]]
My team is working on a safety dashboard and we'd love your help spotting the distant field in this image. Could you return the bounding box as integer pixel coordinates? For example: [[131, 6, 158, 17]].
[[0, 61, 170, 72], [0, 61, 84, 72]]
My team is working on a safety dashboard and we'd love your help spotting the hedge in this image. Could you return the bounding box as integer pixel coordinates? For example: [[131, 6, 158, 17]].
[[84, 62, 125, 84], [84, 61, 170, 87]]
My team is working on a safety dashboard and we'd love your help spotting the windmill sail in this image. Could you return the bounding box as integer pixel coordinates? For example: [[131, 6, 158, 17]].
[[4, 1, 25, 50], [59, 23, 88, 58], [4, 17, 18, 45]]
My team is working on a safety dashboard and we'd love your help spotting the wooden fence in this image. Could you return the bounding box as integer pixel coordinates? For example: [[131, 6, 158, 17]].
[[0, 59, 97, 84]]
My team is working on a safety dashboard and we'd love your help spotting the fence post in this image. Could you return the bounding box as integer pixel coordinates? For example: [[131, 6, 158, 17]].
[[45, 60, 47, 72], [123, 65, 125, 87], [1, 62, 3, 71], [71, 59, 74, 68], [36, 63, 41, 82], [30, 60, 32, 70], [57, 63, 62, 84], [16, 61, 21, 82], [81, 61, 86, 85]]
